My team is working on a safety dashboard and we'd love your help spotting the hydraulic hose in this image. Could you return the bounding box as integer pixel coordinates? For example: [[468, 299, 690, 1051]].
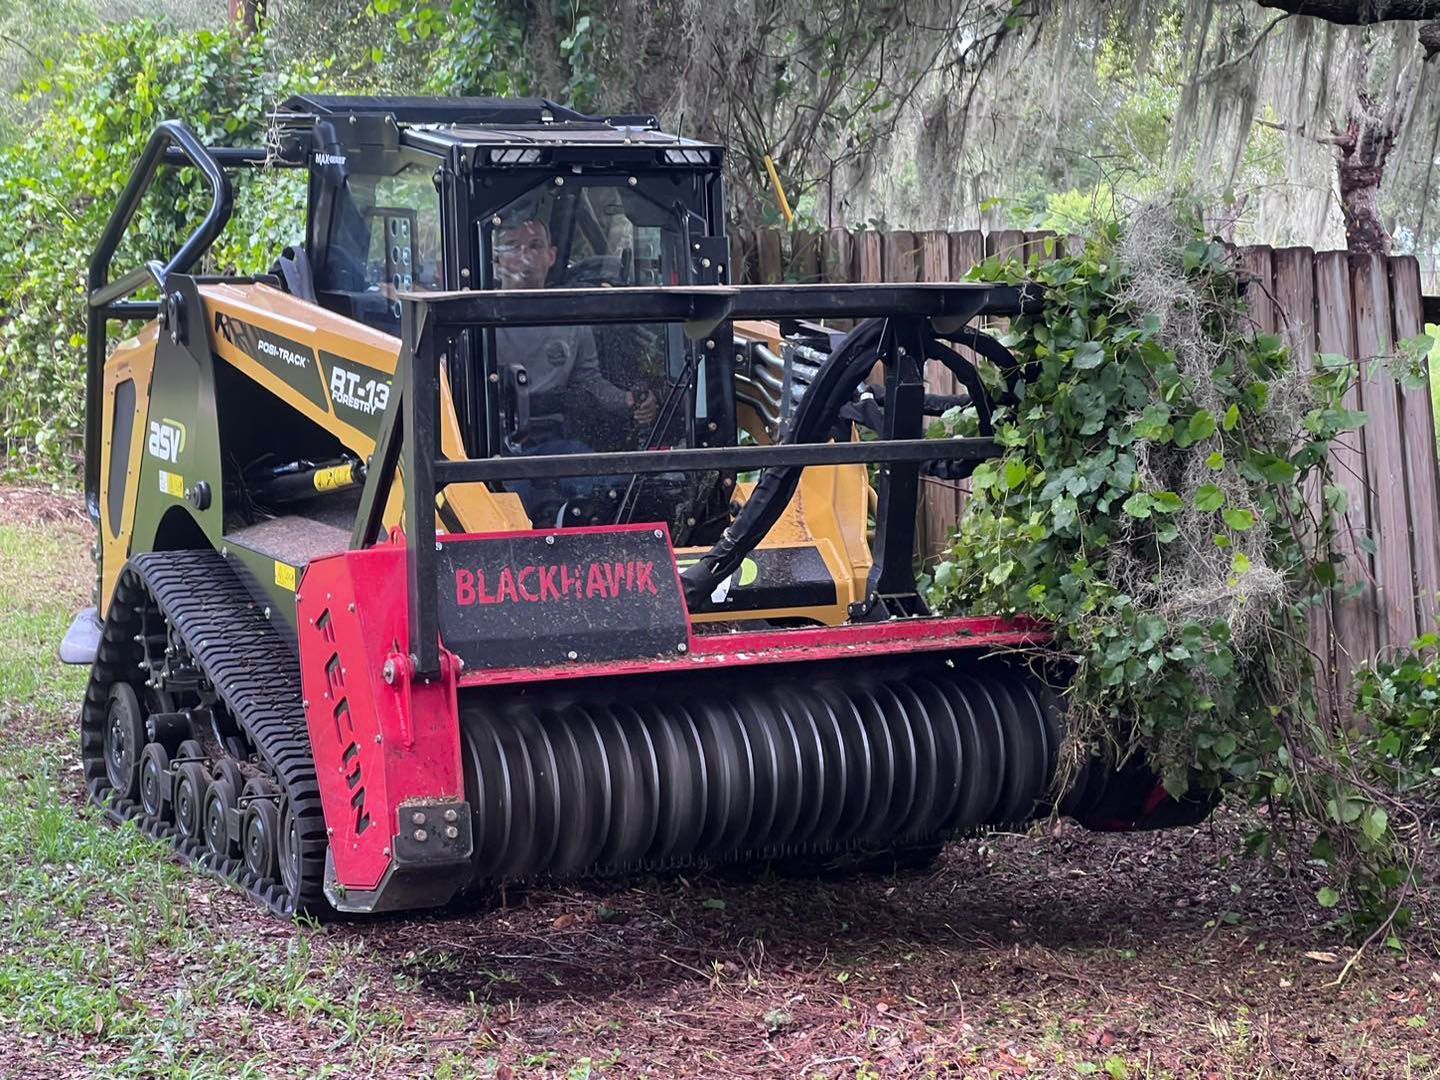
[[680, 318, 887, 605]]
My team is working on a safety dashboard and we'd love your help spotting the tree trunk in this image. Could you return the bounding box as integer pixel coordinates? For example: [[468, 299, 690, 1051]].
[[1336, 116, 1394, 254], [1328, 39, 1424, 254], [525, 2, 571, 103], [1256, 0, 1440, 23], [228, 0, 266, 36]]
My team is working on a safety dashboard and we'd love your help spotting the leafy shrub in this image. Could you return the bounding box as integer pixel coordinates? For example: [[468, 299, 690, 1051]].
[[366, 0, 531, 99], [1354, 637, 1440, 797], [930, 202, 1420, 932], [0, 21, 320, 477]]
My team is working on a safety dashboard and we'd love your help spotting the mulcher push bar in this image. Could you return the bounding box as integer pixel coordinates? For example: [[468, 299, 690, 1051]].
[[403, 281, 1038, 329], [373, 282, 1034, 677], [432, 436, 996, 485]]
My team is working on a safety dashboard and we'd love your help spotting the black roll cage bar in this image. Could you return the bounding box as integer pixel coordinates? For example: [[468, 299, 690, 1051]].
[[363, 282, 1040, 678], [83, 121, 303, 521]]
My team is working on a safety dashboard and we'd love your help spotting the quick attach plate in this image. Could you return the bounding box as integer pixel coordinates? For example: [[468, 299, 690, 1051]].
[[436, 524, 691, 671]]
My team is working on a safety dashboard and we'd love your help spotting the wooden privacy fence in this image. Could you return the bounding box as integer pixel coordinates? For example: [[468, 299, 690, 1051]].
[[731, 227, 1440, 679]]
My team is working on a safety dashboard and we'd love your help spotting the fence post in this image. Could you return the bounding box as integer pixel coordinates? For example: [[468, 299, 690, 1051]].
[[917, 230, 957, 562]]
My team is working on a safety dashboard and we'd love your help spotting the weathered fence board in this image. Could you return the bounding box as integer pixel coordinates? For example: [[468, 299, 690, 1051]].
[[1271, 246, 1334, 706], [858, 231, 884, 284], [1352, 254, 1419, 650], [1314, 251, 1382, 676], [822, 229, 854, 283], [1390, 256, 1440, 637]]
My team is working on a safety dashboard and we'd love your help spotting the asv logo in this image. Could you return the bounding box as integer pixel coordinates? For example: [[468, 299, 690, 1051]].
[[147, 418, 187, 464]]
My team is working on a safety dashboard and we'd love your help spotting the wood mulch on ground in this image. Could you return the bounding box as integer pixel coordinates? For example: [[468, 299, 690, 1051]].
[[0, 483, 88, 528], [309, 811, 1437, 1078], [4, 484, 1435, 1077]]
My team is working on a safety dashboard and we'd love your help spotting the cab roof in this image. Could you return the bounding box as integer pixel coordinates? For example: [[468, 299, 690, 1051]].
[[275, 94, 719, 153]]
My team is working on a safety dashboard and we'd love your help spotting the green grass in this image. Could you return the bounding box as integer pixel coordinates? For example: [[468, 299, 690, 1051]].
[[0, 521, 422, 1077]]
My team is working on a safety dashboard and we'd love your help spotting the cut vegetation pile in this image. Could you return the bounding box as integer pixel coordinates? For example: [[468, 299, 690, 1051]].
[[0, 486, 1436, 1078]]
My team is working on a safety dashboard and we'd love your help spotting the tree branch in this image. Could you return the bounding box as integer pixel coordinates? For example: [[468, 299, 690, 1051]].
[[1255, 0, 1440, 24], [1196, 13, 1292, 84], [0, 30, 38, 60], [1256, 117, 1353, 145]]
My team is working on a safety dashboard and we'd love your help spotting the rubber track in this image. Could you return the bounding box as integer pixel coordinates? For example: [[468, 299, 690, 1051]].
[[80, 550, 328, 917]]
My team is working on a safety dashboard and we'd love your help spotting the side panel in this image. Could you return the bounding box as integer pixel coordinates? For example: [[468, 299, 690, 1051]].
[[98, 326, 159, 609], [296, 543, 470, 906], [203, 281, 532, 535], [118, 283, 227, 582]]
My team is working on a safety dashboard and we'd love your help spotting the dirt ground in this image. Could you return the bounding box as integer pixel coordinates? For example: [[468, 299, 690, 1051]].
[[0, 483, 88, 527], [1, 484, 1435, 1079]]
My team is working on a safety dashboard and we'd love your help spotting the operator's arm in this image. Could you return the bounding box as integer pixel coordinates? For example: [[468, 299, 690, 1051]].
[[567, 326, 632, 411]]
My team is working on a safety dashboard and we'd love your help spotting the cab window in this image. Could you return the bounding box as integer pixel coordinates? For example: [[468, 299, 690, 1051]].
[[314, 160, 443, 326]]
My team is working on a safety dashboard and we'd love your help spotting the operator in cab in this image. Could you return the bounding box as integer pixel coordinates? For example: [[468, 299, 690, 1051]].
[[492, 215, 658, 523]]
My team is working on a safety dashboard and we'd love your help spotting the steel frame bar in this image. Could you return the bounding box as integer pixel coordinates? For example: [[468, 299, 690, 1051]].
[[371, 283, 1034, 677]]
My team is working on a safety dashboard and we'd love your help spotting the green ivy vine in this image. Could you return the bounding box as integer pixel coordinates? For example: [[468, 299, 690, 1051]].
[[928, 207, 1426, 939]]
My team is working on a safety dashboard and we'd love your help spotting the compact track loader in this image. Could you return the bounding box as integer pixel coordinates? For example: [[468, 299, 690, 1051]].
[[66, 96, 1212, 916]]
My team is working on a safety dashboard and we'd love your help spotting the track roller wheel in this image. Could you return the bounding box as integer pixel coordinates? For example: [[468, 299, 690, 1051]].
[[242, 782, 280, 882], [213, 760, 244, 797], [139, 743, 171, 821], [174, 761, 209, 842], [103, 683, 146, 803], [276, 798, 306, 901], [204, 780, 240, 860]]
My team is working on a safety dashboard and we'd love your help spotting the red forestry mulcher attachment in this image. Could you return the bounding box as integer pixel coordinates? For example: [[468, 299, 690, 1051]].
[[69, 97, 1214, 917]]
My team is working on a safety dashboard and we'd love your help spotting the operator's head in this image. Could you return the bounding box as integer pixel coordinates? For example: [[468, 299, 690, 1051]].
[[494, 217, 554, 290]]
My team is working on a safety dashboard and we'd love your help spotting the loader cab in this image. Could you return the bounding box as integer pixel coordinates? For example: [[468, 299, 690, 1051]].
[[292, 96, 734, 539]]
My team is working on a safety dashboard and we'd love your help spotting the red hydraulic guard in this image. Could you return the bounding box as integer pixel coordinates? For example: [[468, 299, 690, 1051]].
[[296, 539, 471, 912]]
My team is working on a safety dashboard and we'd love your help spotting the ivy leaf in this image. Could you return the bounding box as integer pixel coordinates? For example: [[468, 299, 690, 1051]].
[[1003, 458, 1029, 491], [1255, 455, 1297, 485], [1072, 340, 1105, 369], [1151, 491, 1183, 513], [1222, 404, 1240, 431], [1206, 451, 1225, 471], [1135, 615, 1166, 649], [1194, 485, 1225, 512], [1122, 493, 1154, 519], [1362, 808, 1388, 842], [1316, 887, 1340, 909], [1221, 508, 1256, 532], [1132, 404, 1172, 441], [1188, 410, 1217, 441]]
